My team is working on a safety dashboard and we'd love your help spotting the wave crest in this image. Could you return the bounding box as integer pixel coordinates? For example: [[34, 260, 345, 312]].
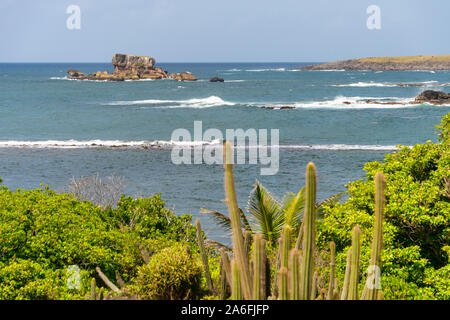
[[105, 96, 235, 108]]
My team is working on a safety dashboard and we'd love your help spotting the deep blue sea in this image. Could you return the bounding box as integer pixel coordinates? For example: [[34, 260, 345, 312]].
[[0, 62, 449, 243]]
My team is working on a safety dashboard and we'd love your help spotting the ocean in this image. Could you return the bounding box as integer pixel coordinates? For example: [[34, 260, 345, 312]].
[[0, 62, 449, 243]]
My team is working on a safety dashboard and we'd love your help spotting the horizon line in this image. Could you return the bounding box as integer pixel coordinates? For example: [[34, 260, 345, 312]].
[[0, 61, 324, 64]]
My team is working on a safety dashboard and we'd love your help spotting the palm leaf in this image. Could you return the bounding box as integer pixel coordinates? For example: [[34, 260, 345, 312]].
[[205, 239, 232, 252], [200, 207, 252, 234], [200, 208, 231, 232], [247, 180, 283, 246], [282, 187, 305, 233], [239, 208, 253, 233]]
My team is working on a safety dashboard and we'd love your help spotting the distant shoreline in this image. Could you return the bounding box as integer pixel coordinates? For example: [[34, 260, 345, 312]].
[[299, 55, 450, 71]]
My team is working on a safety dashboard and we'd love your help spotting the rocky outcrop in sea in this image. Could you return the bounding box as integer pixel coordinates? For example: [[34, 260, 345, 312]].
[[67, 54, 197, 81], [414, 90, 450, 105]]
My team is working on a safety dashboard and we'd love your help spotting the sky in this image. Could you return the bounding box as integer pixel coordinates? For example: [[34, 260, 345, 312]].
[[0, 0, 449, 62]]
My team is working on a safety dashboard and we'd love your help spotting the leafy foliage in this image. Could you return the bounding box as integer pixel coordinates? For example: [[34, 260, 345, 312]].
[[317, 113, 450, 300], [0, 184, 197, 300], [132, 243, 203, 300]]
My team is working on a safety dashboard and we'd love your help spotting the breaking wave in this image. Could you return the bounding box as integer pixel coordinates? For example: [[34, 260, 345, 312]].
[[255, 96, 418, 109], [105, 96, 235, 108], [332, 81, 447, 87], [0, 139, 222, 149], [0, 140, 403, 151]]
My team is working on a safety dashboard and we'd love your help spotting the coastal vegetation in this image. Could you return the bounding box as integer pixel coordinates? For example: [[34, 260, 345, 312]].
[[0, 113, 448, 300], [300, 54, 450, 71]]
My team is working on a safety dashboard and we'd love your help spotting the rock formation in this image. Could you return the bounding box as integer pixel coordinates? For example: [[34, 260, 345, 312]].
[[169, 72, 197, 81], [210, 77, 224, 82], [67, 69, 84, 77], [414, 90, 450, 105], [67, 54, 197, 81]]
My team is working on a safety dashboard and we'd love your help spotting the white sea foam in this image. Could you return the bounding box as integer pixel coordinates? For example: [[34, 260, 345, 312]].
[[106, 96, 235, 108], [0, 139, 403, 151], [332, 81, 444, 88], [50, 76, 159, 82], [332, 82, 397, 87], [255, 96, 417, 110], [0, 139, 222, 149], [279, 144, 403, 150], [245, 68, 286, 72]]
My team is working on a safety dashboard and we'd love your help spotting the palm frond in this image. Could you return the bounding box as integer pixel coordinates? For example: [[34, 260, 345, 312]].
[[282, 187, 305, 233], [316, 192, 343, 217], [247, 180, 283, 246], [204, 239, 232, 252], [239, 208, 253, 233], [200, 208, 231, 232]]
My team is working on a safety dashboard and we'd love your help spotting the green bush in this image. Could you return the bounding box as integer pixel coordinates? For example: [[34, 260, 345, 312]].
[[0, 259, 90, 300], [0, 184, 197, 299], [133, 243, 203, 300], [318, 113, 450, 300]]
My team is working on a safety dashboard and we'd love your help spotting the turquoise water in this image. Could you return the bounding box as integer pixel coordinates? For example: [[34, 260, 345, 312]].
[[0, 62, 449, 243]]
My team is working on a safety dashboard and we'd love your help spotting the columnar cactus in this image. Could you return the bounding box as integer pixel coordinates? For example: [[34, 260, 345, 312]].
[[196, 218, 213, 292], [299, 162, 317, 300], [279, 267, 289, 300], [348, 225, 361, 300], [231, 259, 242, 300], [224, 141, 252, 299], [220, 248, 232, 288], [280, 226, 292, 269], [366, 172, 385, 300], [212, 160, 387, 301], [327, 242, 336, 300], [253, 234, 267, 300], [289, 248, 301, 300], [341, 249, 352, 300], [90, 278, 97, 300]]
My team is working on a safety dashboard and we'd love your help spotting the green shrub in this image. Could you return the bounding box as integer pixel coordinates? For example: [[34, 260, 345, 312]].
[[133, 243, 203, 300], [0, 183, 198, 299], [0, 259, 89, 300], [318, 113, 450, 300]]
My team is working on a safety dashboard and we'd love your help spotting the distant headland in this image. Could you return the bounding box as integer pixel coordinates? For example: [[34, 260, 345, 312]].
[[299, 55, 450, 71], [67, 53, 198, 81]]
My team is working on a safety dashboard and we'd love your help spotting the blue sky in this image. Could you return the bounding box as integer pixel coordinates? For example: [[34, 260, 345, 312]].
[[1, 0, 449, 62]]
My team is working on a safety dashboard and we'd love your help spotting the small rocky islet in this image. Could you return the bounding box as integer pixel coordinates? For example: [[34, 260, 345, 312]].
[[67, 53, 198, 81]]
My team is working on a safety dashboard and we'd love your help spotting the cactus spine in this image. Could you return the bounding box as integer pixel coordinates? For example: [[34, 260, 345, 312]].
[[253, 234, 267, 300], [348, 225, 361, 300], [231, 259, 242, 300], [366, 171, 385, 300], [289, 248, 301, 300], [196, 218, 213, 292], [299, 162, 317, 300], [224, 141, 252, 299], [327, 242, 336, 300]]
